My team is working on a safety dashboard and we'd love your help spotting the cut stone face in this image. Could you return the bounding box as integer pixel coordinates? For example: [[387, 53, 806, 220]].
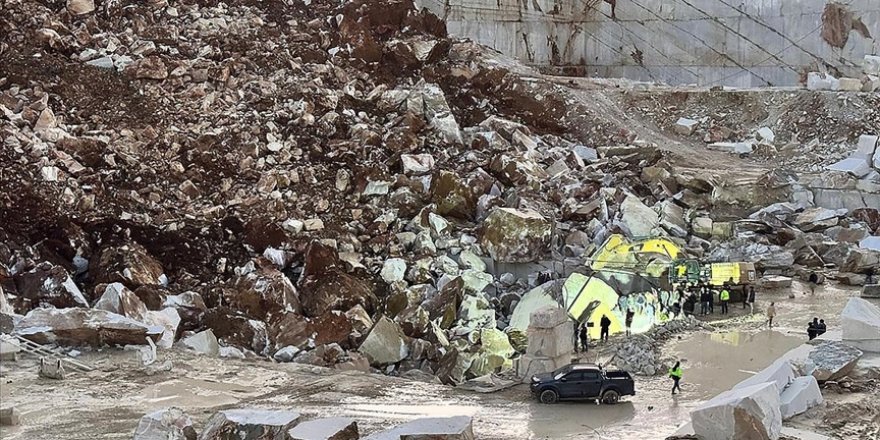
[[691, 382, 782, 440], [780, 376, 823, 420], [841, 297, 880, 352]]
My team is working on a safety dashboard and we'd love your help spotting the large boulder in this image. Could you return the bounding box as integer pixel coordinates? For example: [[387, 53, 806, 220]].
[[163, 291, 207, 329], [180, 330, 220, 357], [91, 241, 165, 289], [841, 248, 880, 273], [14, 308, 163, 346], [223, 259, 300, 320], [618, 195, 660, 238], [733, 358, 795, 392], [430, 171, 475, 219], [94, 283, 148, 322], [841, 297, 880, 352], [806, 340, 863, 381], [480, 208, 553, 263], [202, 308, 269, 355], [270, 311, 354, 351], [298, 242, 378, 317], [286, 417, 358, 440], [198, 409, 301, 440], [11, 262, 89, 312], [779, 376, 823, 420], [691, 382, 782, 440], [133, 407, 197, 440], [358, 316, 408, 366], [364, 416, 474, 440]]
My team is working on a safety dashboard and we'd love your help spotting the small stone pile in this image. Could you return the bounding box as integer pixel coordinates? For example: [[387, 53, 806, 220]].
[[611, 316, 710, 376]]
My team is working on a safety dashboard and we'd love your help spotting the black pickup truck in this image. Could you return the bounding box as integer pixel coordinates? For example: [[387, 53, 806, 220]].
[[530, 363, 635, 404]]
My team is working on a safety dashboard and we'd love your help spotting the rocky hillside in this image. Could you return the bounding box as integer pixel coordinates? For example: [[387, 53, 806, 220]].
[[1, 0, 878, 382]]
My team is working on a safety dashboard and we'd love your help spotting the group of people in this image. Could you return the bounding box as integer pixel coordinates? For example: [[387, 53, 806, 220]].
[[574, 314, 615, 353], [673, 279, 756, 317], [807, 317, 827, 340]]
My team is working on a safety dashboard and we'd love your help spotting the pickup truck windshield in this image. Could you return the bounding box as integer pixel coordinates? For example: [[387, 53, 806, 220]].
[[552, 365, 572, 379]]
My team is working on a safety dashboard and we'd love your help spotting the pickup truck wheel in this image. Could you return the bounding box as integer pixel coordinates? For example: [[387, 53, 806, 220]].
[[602, 390, 620, 404], [539, 389, 559, 404]]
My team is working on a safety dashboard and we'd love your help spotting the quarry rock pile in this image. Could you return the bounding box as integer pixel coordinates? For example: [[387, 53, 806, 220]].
[[1, 0, 878, 383]]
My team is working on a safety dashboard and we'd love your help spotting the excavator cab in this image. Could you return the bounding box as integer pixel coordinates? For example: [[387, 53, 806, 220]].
[[668, 259, 702, 285]]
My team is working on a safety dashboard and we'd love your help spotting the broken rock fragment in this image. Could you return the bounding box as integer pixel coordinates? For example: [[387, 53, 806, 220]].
[[224, 260, 301, 319], [806, 340, 862, 381], [364, 416, 474, 440], [133, 407, 197, 440], [198, 409, 301, 440], [691, 382, 782, 440], [780, 376, 823, 420], [299, 242, 378, 317], [92, 242, 165, 289], [358, 316, 408, 366], [480, 208, 552, 263], [94, 283, 148, 322], [11, 262, 89, 312], [15, 308, 162, 346], [67, 0, 94, 15], [181, 330, 220, 357], [287, 417, 359, 440], [841, 297, 880, 352], [133, 57, 169, 80], [618, 195, 659, 238]]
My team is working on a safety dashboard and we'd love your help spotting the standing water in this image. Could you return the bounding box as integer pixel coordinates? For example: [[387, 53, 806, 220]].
[[666, 330, 803, 400]]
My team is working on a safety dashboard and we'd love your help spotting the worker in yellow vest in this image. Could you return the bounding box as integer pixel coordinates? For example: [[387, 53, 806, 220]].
[[669, 361, 683, 395], [720, 285, 730, 315]]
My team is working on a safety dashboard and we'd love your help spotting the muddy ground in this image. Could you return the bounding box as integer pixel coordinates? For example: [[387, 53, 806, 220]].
[[1, 282, 870, 440]]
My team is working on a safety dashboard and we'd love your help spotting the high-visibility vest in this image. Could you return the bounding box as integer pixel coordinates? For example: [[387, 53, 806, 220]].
[[720, 290, 730, 301], [669, 367, 683, 378]]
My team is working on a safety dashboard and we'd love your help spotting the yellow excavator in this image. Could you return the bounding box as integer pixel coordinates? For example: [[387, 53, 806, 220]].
[[589, 234, 756, 289]]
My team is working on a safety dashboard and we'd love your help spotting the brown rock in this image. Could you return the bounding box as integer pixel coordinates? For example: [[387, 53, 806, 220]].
[[133, 285, 169, 310], [92, 242, 164, 289], [299, 242, 378, 317], [12, 262, 89, 312], [422, 277, 463, 329], [202, 308, 269, 355], [480, 208, 553, 263], [93, 283, 148, 322], [271, 311, 354, 350], [15, 308, 162, 346], [134, 56, 168, 80], [430, 171, 493, 220], [224, 258, 300, 320]]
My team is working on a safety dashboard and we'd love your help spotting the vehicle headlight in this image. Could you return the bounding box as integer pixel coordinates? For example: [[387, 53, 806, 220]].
[[531, 376, 539, 383]]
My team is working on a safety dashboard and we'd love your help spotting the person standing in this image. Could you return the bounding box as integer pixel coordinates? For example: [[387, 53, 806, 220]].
[[708, 285, 716, 314], [767, 302, 777, 328], [600, 314, 612, 342], [808, 272, 819, 295], [669, 361, 683, 395], [747, 286, 756, 314], [579, 324, 589, 353], [817, 319, 827, 336], [720, 286, 730, 315], [700, 288, 710, 315], [625, 309, 635, 336]]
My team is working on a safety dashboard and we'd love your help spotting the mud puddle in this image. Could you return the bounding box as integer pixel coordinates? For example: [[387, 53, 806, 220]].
[[142, 377, 257, 407], [667, 330, 803, 400]]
